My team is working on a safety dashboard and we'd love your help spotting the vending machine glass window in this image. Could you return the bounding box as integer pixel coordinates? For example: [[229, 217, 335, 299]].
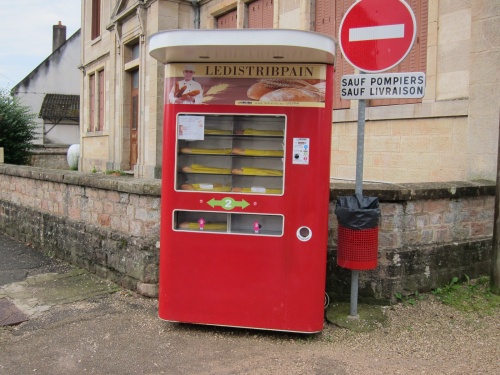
[[173, 210, 284, 236], [176, 114, 285, 195]]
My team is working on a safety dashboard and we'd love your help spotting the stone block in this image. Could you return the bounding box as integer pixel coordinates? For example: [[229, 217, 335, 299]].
[[137, 282, 158, 298], [439, 9, 471, 43]]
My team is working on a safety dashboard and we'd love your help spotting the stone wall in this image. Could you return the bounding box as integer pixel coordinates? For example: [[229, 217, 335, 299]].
[[328, 181, 495, 302], [0, 165, 495, 302], [0, 165, 161, 297], [29, 146, 70, 170]]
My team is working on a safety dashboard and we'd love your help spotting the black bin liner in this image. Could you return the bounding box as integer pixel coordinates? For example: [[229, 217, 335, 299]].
[[335, 195, 380, 230]]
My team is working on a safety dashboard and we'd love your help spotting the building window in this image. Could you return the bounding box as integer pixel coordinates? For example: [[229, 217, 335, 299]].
[[89, 74, 95, 131], [315, 0, 428, 109], [129, 69, 139, 167], [217, 9, 237, 29], [97, 70, 104, 131], [131, 43, 140, 61], [248, 0, 273, 29], [91, 0, 101, 40], [88, 70, 104, 132]]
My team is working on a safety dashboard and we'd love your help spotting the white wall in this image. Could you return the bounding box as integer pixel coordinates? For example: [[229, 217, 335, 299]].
[[12, 30, 81, 145]]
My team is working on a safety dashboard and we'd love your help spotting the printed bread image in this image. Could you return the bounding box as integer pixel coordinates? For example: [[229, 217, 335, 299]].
[[234, 129, 284, 136], [231, 187, 282, 194], [180, 183, 231, 192], [174, 82, 187, 98], [179, 90, 200, 100], [260, 88, 321, 102], [247, 81, 276, 100], [182, 164, 231, 174], [247, 79, 325, 102], [180, 147, 232, 155], [179, 222, 227, 231], [174, 83, 200, 100], [232, 167, 283, 176], [232, 148, 284, 157]]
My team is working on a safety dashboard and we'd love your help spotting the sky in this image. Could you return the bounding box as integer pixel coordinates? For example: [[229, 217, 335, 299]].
[[0, 0, 81, 89]]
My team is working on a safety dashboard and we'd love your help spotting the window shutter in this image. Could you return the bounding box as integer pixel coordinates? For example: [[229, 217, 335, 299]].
[[89, 74, 95, 132], [91, 0, 101, 40], [98, 70, 105, 131], [334, 0, 356, 109], [248, 0, 273, 29], [369, 0, 428, 106], [315, 0, 355, 109], [262, 0, 273, 28], [217, 9, 238, 29]]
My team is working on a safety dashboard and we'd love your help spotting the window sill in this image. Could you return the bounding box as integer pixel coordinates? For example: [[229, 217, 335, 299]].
[[84, 131, 107, 137], [91, 36, 102, 46]]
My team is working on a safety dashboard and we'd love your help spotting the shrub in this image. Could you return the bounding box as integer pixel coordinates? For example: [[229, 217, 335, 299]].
[[0, 89, 38, 165]]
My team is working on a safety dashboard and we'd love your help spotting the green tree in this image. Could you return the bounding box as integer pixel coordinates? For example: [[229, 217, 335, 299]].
[[0, 89, 38, 165]]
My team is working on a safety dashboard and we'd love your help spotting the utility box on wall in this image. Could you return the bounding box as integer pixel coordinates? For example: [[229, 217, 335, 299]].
[[149, 29, 336, 333]]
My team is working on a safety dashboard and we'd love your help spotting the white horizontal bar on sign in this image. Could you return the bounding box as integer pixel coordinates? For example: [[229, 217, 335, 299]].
[[349, 24, 405, 42]]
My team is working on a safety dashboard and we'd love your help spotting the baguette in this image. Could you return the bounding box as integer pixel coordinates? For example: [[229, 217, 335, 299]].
[[180, 183, 231, 192], [204, 129, 232, 135], [236, 129, 284, 136], [231, 167, 283, 176], [179, 90, 201, 100], [174, 82, 187, 98], [179, 222, 227, 231], [181, 147, 232, 155], [182, 164, 231, 174], [232, 148, 283, 157]]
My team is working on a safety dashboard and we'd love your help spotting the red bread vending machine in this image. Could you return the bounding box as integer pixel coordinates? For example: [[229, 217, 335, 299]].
[[149, 29, 336, 333]]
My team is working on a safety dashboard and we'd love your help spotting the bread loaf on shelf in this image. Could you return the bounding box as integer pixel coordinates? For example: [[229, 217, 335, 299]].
[[231, 187, 282, 194], [180, 183, 231, 192], [204, 129, 232, 135], [232, 167, 283, 176], [232, 148, 283, 157], [178, 222, 227, 231], [182, 164, 231, 174], [180, 147, 232, 155], [234, 129, 284, 136]]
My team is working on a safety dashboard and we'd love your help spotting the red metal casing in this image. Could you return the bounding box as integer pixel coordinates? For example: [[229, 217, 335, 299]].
[[150, 30, 336, 333]]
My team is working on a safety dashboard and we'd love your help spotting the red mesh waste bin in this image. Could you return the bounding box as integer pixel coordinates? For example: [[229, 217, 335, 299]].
[[335, 195, 380, 271], [337, 225, 378, 270]]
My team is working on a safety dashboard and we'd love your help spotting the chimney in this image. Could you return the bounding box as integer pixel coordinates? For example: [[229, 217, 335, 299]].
[[53, 21, 67, 52]]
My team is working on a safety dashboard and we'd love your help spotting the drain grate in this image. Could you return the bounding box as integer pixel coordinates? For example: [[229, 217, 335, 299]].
[[0, 298, 29, 326]]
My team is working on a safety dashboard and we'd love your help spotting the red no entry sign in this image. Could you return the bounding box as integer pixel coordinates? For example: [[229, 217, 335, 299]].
[[339, 0, 417, 73]]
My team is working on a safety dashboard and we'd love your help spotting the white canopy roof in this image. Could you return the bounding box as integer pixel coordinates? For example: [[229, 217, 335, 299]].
[[149, 29, 336, 65]]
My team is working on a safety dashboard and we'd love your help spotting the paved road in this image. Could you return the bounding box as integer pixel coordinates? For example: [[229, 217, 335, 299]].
[[0, 234, 71, 287], [0, 233, 347, 374]]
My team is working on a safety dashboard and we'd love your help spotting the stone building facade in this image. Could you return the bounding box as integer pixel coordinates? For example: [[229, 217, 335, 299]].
[[80, 0, 500, 182]]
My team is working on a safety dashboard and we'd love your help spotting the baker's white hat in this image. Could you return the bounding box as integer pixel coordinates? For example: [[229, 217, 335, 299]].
[[183, 64, 195, 72]]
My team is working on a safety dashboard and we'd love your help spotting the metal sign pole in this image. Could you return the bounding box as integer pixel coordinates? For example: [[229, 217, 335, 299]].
[[350, 81, 366, 318]]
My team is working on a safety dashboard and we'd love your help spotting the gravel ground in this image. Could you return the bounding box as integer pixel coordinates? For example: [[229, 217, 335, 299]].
[[1, 233, 498, 374], [2, 291, 498, 374], [320, 298, 499, 374]]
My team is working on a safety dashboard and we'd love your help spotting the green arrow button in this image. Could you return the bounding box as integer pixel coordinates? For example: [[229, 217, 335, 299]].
[[207, 197, 250, 210]]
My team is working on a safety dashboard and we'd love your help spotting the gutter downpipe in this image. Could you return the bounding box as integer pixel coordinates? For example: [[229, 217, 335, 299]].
[[190, 1, 200, 29]]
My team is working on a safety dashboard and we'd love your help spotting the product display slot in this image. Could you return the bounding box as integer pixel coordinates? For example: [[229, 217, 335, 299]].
[[176, 114, 285, 194], [175, 210, 284, 236]]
